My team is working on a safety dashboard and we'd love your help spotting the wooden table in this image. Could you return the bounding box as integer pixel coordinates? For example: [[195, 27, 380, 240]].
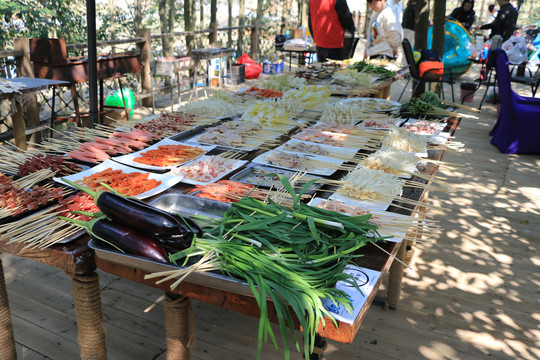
[[90, 115, 461, 358], [0, 236, 107, 360], [0, 78, 69, 149], [278, 48, 317, 71]]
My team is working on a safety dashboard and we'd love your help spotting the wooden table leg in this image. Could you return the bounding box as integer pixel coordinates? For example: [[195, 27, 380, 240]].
[[0, 258, 16, 360], [385, 239, 407, 309], [12, 102, 28, 150], [72, 272, 107, 360], [164, 292, 196, 360]]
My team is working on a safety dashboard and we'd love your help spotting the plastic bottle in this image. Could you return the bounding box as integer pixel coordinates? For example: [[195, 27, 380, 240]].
[[482, 43, 489, 60]]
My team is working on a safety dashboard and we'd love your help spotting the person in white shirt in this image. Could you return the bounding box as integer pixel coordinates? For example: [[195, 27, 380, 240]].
[[364, 0, 403, 99], [387, 0, 403, 23], [365, 0, 403, 60]]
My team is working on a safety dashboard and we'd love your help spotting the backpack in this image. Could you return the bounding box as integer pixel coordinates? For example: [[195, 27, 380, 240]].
[[418, 49, 444, 80]]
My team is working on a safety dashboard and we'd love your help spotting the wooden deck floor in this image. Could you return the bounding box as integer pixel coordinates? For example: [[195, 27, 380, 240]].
[[2, 66, 540, 360]]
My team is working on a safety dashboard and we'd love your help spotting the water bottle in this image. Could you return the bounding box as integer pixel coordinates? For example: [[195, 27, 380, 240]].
[[482, 44, 489, 60]]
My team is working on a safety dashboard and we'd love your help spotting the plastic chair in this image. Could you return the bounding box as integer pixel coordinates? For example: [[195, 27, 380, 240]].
[[398, 38, 455, 102], [490, 49, 540, 154]]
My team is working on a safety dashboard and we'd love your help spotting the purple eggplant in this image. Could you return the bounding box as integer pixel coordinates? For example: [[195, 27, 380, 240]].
[[61, 178, 202, 248], [62, 217, 169, 263]]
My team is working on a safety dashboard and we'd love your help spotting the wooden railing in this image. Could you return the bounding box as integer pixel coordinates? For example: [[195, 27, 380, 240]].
[[0, 20, 294, 140]]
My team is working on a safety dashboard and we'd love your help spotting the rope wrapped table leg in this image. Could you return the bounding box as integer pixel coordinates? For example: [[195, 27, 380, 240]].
[[386, 240, 407, 309], [0, 258, 16, 360], [72, 273, 107, 360], [164, 293, 196, 360]]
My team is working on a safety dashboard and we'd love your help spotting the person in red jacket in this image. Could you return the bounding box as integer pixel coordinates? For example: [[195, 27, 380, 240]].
[[308, 0, 356, 62]]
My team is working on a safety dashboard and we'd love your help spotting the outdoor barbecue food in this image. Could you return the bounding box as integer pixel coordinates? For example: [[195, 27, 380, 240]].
[[362, 149, 419, 175], [338, 166, 402, 203], [262, 74, 307, 91], [66, 217, 169, 262], [382, 126, 428, 153], [17, 154, 81, 177], [264, 151, 316, 172], [349, 60, 398, 78], [133, 112, 200, 137], [63, 179, 202, 250], [333, 69, 374, 87], [146, 176, 387, 360], [179, 98, 237, 117], [245, 86, 283, 98], [403, 120, 441, 135], [282, 85, 331, 108], [68, 130, 155, 164], [0, 173, 65, 217], [279, 141, 330, 156], [174, 155, 242, 183], [320, 102, 365, 124], [359, 118, 400, 129], [240, 101, 292, 127], [133, 144, 206, 167], [189, 180, 267, 203], [74, 168, 162, 196]]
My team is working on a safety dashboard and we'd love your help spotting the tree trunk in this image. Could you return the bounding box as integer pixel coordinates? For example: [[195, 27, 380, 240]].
[[185, 0, 194, 52], [430, 0, 446, 95], [159, 0, 171, 57], [412, 0, 430, 98], [134, 0, 142, 32], [300, 0, 308, 27], [167, 0, 175, 55], [238, 0, 245, 54], [211, 0, 217, 25], [228, 0, 233, 48], [192, 0, 197, 31], [109, 0, 116, 54], [256, 0, 264, 23], [200, 0, 204, 29]]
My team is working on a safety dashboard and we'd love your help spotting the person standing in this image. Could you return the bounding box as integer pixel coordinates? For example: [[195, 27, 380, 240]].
[[365, 0, 403, 99], [308, 0, 356, 62], [402, 0, 416, 48], [479, 0, 517, 41], [365, 0, 403, 60], [449, 0, 476, 32], [387, 0, 404, 23], [487, 4, 498, 22]]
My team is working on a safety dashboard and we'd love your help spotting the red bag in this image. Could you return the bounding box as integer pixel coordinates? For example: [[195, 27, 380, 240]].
[[419, 61, 444, 80], [237, 53, 262, 79]]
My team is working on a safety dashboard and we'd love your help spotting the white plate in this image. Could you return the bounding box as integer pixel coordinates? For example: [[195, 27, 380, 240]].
[[112, 138, 216, 171], [172, 155, 248, 186], [292, 130, 364, 151], [428, 130, 451, 145], [186, 132, 259, 151], [251, 149, 344, 176], [328, 192, 392, 212], [339, 97, 401, 112], [308, 197, 405, 243], [357, 118, 407, 129], [53, 160, 183, 200], [402, 120, 445, 137], [276, 138, 358, 160]]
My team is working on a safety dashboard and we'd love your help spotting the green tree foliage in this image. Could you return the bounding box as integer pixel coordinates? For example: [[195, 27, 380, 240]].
[[0, 0, 87, 49]]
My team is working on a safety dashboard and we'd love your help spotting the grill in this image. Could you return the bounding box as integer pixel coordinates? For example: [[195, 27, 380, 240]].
[[30, 38, 142, 125]]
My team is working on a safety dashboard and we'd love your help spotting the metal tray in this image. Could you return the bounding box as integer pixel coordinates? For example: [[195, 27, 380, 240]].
[[89, 239, 257, 298], [229, 164, 324, 194], [149, 193, 230, 227]]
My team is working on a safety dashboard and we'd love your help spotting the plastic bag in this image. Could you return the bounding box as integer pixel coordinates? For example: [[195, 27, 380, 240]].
[[237, 53, 263, 79], [502, 36, 528, 65]]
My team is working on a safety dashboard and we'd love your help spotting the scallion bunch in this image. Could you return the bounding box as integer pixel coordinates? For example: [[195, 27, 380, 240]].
[[150, 176, 387, 360]]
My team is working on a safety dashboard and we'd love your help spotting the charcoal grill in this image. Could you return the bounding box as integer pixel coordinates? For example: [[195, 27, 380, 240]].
[[30, 38, 141, 126]]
